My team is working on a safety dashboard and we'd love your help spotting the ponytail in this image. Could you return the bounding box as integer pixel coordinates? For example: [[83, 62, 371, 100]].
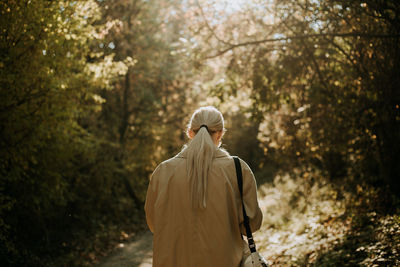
[[184, 106, 225, 209]]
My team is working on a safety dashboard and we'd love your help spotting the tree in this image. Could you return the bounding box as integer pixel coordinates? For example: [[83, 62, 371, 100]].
[[188, 0, 400, 194], [0, 1, 129, 265], [92, 0, 195, 204]]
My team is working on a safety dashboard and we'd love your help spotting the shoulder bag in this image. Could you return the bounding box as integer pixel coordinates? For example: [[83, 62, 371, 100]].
[[233, 156, 269, 267]]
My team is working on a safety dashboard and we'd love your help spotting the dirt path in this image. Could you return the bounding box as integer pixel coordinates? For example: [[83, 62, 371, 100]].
[[97, 231, 153, 267]]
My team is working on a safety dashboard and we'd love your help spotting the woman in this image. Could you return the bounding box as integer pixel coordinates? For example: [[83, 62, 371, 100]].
[[145, 106, 263, 267]]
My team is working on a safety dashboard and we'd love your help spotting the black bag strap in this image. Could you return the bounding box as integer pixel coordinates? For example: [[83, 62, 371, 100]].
[[233, 156, 257, 253]]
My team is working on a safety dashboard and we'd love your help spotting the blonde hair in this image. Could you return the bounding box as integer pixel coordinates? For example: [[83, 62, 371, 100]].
[[184, 106, 225, 209]]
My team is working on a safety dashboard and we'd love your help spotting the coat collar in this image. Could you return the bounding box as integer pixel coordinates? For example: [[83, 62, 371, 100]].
[[175, 147, 230, 159]]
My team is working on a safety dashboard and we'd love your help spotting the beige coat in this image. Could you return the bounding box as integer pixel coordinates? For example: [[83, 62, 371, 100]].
[[145, 148, 263, 267]]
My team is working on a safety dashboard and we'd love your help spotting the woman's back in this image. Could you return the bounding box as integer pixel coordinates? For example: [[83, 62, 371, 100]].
[[145, 106, 262, 267], [145, 149, 262, 267]]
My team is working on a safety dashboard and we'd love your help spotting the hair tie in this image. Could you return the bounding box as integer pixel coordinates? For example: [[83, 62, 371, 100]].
[[199, 124, 209, 131]]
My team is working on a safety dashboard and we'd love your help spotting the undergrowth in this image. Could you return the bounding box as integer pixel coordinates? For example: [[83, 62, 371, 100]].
[[254, 172, 400, 266]]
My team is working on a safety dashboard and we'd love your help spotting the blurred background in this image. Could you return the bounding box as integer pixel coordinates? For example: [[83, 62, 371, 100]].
[[0, 0, 399, 266]]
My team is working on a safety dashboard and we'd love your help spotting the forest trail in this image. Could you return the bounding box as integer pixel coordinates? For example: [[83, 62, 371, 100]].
[[97, 231, 153, 267], [95, 178, 399, 267]]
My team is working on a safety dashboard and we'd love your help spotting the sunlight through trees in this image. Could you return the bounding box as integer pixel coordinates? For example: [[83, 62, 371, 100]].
[[1, 0, 399, 266]]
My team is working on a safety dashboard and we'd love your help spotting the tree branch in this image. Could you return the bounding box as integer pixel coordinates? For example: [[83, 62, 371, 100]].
[[203, 32, 400, 59], [195, 0, 232, 46]]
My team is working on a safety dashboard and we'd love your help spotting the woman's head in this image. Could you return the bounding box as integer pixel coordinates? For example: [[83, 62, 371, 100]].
[[184, 106, 226, 209], [186, 106, 225, 146]]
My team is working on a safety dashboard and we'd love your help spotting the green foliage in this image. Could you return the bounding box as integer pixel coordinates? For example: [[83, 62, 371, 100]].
[[91, 0, 194, 206], [0, 0, 136, 265], [255, 174, 400, 266], [188, 0, 400, 193], [252, 0, 400, 193], [314, 198, 400, 266], [1, 0, 194, 265]]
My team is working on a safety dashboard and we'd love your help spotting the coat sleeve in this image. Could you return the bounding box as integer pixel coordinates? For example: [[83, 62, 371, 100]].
[[239, 159, 263, 234], [144, 163, 162, 233]]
